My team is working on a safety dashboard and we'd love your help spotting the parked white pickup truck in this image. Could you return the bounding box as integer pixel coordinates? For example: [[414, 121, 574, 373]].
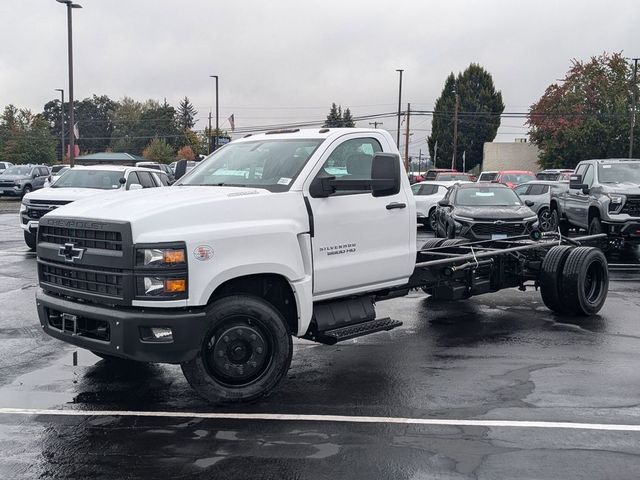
[[21, 165, 168, 250], [35, 128, 610, 404]]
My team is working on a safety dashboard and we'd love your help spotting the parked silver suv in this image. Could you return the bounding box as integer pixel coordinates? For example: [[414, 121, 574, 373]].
[[0, 165, 50, 197]]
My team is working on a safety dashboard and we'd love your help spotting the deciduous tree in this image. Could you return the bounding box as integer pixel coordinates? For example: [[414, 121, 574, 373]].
[[528, 52, 636, 169]]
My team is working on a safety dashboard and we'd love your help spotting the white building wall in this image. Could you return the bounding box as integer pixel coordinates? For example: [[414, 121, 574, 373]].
[[482, 142, 541, 172]]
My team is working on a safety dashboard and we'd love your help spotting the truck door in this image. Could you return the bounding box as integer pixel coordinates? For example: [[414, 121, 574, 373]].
[[305, 134, 415, 298], [567, 164, 593, 228], [565, 163, 587, 227]]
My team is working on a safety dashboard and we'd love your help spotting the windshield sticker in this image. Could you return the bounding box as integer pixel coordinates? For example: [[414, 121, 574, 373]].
[[475, 192, 495, 197], [319, 243, 357, 256], [277, 177, 292, 185], [602, 165, 612, 168]]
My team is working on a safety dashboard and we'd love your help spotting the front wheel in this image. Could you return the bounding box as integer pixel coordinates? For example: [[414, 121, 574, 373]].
[[181, 295, 292, 404], [24, 230, 36, 251], [537, 208, 553, 232], [21, 185, 32, 197], [428, 209, 438, 231]]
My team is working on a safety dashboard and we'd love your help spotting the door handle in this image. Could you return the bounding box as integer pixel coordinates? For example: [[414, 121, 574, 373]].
[[386, 202, 407, 210]]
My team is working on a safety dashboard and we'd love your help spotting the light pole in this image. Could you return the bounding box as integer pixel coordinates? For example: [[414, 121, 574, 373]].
[[629, 58, 639, 158], [56, 0, 82, 167], [54, 88, 64, 162], [209, 75, 219, 151], [396, 69, 404, 148]]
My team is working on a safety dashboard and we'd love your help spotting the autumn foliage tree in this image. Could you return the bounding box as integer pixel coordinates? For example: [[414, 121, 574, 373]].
[[528, 52, 637, 169], [176, 145, 196, 160]]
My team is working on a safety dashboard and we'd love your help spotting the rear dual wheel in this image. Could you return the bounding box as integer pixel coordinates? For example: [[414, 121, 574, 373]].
[[181, 295, 292, 405], [540, 246, 608, 316]]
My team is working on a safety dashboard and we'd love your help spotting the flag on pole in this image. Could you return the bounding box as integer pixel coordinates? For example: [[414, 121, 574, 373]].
[[228, 114, 235, 132], [73, 123, 80, 140]]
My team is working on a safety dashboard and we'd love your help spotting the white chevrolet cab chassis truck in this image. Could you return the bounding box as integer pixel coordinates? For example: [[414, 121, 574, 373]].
[[35, 128, 610, 404]]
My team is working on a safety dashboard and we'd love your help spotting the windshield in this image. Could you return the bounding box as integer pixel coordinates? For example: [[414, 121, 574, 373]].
[[455, 187, 522, 206], [536, 172, 560, 181], [4, 166, 31, 176], [52, 170, 125, 190], [501, 173, 535, 184], [478, 172, 498, 182], [178, 139, 324, 191], [438, 173, 470, 181], [598, 162, 640, 184]]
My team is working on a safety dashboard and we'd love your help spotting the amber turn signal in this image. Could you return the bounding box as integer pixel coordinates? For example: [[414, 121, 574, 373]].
[[164, 279, 186, 293]]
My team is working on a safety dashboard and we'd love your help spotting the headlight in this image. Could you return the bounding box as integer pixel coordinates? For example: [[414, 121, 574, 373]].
[[452, 214, 474, 222], [21, 198, 30, 206], [142, 276, 187, 296], [136, 247, 186, 268], [607, 194, 625, 205]]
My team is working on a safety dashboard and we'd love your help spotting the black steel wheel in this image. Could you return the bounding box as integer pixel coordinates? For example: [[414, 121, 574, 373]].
[[181, 295, 292, 404], [23, 230, 36, 251], [539, 245, 573, 314], [428, 208, 438, 231], [560, 247, 609, 316], [537, 208, 553, 232]]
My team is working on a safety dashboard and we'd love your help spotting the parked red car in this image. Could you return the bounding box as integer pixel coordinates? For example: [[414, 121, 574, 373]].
[[477, 170, 536, 188]]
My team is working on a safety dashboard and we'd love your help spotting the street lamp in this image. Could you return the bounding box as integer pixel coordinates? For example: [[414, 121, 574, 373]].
[[56, 0, 82, 167], [209, 75, 219, 152], [54, 88, 64, 162]]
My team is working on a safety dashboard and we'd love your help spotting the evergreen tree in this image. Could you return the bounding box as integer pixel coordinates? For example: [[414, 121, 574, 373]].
[[428, 64, 504, 172], [342, 108, 355, 127], [177, 96, 198, 130], [324, 103, 342, 127]]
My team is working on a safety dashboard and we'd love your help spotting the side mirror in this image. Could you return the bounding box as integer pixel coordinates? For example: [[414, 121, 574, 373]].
[[174, 159, 187, 180], [524, 200, 535, 207], [569, 174, 585, 191], [371, 153, 401, 197], [32, 172, 38, 179], [438, 199, 450, 207], [128, 183, 143, 191], [581, 186, 590, 195], [309, 171, 336, 198], [119, 177, 126, 185]]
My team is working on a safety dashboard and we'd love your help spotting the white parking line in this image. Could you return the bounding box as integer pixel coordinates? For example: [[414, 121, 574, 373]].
[[0, 408, 639, 432]]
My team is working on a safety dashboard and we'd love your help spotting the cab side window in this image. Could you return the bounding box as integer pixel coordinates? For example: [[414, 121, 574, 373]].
[[582, 165, 594, 187], [317, 138, 382, 194], [127, 172, 141, 188], [137, 171, 157, 188]]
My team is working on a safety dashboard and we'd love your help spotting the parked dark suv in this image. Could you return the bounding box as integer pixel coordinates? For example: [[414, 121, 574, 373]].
[[550, 159, 640, 245], [0, 165, 50, 197]]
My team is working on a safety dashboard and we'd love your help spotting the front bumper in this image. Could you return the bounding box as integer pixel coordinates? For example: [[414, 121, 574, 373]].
[[455, 220, 538, 241], [602, 220, 640, 243], [0, 185, 22, 196], [36, 289, 208, 364]]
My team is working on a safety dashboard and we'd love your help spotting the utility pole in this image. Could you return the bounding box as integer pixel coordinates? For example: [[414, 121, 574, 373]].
[[630, 58, 639, 158], [396, 69, 404, 148], [404, 103, 411, 172], [434, 140, 438, 168], [369, 121, 383, 129], [418, 149, 423, 173], [452, 93, 460, 170], [209, 75, 219, 151]]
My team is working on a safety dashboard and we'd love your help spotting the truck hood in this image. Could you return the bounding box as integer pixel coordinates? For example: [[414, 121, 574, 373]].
[[454, 205, 536, 221], [0, 174, 28, 182], [24, 187, 120, 203], [598, 183, 640, 195]]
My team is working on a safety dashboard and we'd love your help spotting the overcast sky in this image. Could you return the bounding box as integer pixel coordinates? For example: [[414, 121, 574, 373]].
[[1, 0, 638, 157]]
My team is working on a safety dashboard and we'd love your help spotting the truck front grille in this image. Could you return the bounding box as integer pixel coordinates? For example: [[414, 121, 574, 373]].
[[621, 196, 640, 217], [471, 222, 526, 237], [39, 225, 122, 251], [40, 260, 123, 299]]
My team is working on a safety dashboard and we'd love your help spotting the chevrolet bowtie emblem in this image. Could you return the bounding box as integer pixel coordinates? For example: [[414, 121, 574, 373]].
[[58, 243, 85, 262]]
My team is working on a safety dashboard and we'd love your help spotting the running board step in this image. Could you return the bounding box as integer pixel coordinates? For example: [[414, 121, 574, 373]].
[[314, 317, 402, 345]]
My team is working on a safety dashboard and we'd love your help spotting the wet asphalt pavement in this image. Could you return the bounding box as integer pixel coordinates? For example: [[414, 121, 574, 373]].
[[1, 201, 640, 479]]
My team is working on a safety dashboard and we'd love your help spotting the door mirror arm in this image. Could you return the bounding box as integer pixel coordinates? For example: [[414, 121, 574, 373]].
[[309, 172, 337, 198]]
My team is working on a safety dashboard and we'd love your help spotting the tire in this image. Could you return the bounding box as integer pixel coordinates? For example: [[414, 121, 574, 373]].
[[560, 247, 609, 316], [539, 246, 573, 314], [181, 295, 292, 405], [23, 230, 37, 251], [537, 208, 553, 232], [551, 209, 569, 236], [428, 208, 438, 231], [441, 239, 467, 247], [588, 216, 603, 235], [420, 238, 446, 251], [21, 185, 32, 198]]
